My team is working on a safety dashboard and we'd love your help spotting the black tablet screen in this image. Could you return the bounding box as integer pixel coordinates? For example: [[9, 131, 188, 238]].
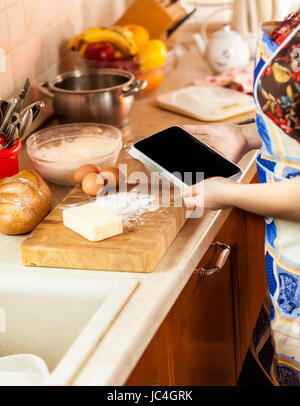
[[133, 126, 241, 186]]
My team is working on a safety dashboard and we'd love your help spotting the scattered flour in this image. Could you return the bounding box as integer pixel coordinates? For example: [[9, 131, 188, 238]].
[[96, 189, 158, 226]]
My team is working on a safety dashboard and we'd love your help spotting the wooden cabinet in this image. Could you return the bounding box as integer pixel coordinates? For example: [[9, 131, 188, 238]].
[[126, 205, 267, 386], [235, 210, 267, 373]]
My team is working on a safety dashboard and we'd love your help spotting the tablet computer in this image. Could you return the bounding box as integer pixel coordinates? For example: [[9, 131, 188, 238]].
[[129, 126, 242, 189]]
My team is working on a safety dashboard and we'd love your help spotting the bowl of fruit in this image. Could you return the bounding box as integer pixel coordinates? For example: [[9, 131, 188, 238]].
[[69, 24, 176, 92]]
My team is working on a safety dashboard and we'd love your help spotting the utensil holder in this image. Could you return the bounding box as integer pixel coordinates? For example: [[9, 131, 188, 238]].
[[0, 139, 22, 179]]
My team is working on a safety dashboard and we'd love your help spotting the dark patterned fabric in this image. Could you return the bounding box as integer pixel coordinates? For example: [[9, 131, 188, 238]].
[[257, 9, 300, 142], [258, 336, 275, 377], [274, 358, 300, 386], [257, 44, 300, 140], [271, 9, 300, 45], [252, 305, 270, 350]]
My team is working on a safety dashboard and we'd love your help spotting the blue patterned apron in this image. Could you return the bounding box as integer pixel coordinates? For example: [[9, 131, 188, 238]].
[[250, 20, 300, 386]]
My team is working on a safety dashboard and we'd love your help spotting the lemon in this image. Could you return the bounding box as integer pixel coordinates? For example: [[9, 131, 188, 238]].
[[136, 40, 167, 70]]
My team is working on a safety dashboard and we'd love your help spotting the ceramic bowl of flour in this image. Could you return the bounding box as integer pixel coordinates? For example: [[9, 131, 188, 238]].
[[27, 123, 122, 186]]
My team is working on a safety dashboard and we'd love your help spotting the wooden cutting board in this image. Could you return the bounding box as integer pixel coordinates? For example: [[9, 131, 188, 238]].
[[20, 186, 187, 273], [157, 86, 255, 122]]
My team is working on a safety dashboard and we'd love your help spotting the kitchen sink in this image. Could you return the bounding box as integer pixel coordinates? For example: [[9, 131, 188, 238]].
[[0, 235, 138, 385]]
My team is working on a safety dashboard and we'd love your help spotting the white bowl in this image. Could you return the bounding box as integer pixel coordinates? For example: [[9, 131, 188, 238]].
[[27, 123, 122, 186]]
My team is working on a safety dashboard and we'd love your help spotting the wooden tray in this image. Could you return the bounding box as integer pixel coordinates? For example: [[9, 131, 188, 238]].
[[20, 186, 187, 273]]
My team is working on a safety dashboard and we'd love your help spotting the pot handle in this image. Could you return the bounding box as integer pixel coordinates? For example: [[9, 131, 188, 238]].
[[38, 81, 55, 99], [122, 79, 147, 97]]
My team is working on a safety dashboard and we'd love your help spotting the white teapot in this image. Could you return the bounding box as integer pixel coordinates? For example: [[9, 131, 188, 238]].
[[194, 24, 250, 74]]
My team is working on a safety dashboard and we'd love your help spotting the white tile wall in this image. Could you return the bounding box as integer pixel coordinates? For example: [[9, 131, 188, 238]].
[[0, 0, 132, 99]]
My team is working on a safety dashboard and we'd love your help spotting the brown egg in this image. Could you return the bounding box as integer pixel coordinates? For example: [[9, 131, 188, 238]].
[[99, 167, 121, 188], [73, 164, 99, 185], [82, 173, 105, 197], [79, 126, 104, 135]]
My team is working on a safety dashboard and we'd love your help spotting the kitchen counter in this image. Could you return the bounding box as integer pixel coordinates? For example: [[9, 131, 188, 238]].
[[2, 44, 258, 385]]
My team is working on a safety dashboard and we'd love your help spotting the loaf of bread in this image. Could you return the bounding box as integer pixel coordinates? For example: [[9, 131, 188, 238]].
[[0, 170, 51, 235]]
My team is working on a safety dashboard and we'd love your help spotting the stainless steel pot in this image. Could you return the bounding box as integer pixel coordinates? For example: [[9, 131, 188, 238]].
[[39, 68, 147, 128]]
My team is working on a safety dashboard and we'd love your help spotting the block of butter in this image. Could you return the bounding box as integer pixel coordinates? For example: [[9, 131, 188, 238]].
[[63, 203, 123, 242]]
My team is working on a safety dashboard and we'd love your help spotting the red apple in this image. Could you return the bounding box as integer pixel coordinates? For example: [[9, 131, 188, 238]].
[[112, 57, 140, 74], [84, 42, 115, 62]]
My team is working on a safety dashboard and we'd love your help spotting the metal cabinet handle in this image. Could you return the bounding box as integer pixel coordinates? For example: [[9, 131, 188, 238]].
[[198, 242, 231, 277]]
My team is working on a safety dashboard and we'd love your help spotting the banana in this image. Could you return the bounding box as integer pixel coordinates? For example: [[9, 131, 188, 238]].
[[113, 25, 134, 41], [82, 27, 104, 42], [78, 43, 88, 59], [68, 34, 83, 52], [73, 26, 139, 57]]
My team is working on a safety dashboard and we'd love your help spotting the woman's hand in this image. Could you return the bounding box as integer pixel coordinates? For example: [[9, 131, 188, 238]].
[[182, 177, 236, 211], [184, 122, 262, 163]]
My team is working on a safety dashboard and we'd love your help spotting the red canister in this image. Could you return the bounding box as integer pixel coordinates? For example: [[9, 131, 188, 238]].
[[0, 139, 22, 179]]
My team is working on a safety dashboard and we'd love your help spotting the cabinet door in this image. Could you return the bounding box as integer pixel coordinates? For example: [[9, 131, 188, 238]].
[[169, 244, 238, 386], [127, 209, 247, 386], [234, 211, 267, 374], [125, 317, 174, 386], [170, 209, 249, 386]]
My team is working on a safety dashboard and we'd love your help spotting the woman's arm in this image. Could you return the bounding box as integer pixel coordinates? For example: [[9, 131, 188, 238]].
[[239, 122, 263, 154], [184, 122, 262, 163], [182, 176, 300, 222]]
